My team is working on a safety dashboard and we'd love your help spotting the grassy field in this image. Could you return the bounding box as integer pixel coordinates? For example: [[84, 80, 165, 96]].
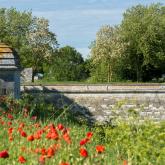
[[22, 79, 165, 86], [0, 95, 165, 165]]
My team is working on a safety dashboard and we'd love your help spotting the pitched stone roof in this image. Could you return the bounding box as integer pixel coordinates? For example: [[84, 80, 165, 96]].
[[0, 43, 20, 70]]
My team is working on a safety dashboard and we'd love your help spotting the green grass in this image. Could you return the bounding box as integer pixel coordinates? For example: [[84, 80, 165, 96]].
[[22, 78, 165, 86], [0, 95, 165, 165]]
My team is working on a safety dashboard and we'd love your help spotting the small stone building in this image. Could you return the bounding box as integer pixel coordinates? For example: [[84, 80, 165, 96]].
[[0, 43, 21, 98]]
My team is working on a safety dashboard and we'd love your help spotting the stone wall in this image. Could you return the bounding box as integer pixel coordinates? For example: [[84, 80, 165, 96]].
[[21, 84, 165, 123], [21, 68, 32, 83]]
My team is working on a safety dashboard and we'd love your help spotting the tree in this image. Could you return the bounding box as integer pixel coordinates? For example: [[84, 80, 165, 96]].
[[90, 25, 125, 82], [0, 8, 58, 80], [120, 4, 165, 81], [26, 17, 58, 80], [0, 8, 33, 63], [46, 46, 88, 81]]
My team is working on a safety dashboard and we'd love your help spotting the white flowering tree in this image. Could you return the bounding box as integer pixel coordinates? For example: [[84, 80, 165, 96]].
[[91, 25, 125, 82]]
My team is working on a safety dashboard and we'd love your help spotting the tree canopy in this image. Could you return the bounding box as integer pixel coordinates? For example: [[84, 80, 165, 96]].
[[45, 46, 88, 81], [0, 8, 58, 78], [90, 3, 165, 82], [120, 4, 165, 81]]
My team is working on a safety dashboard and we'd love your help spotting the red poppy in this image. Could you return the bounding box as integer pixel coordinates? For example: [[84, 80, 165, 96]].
[[39, 155, 45, 164], [41, 148, 47, 155], [7, 121, 12, 126], [20, 131, 27, 137], [79, 148, 88, 157], [9, 136, 13, 141], [86, 132, 93, 139], [0, 150, 9, 158], [79, 138, 89, 146], [57, 123, 64, 130], [47, 147, 55, 158], [27, 135, 34, 141], [51, 132, 59, 140], [18, 156, 26, 163], [63, 133, 71, 144], [8, 127, 13, 135], [96, 145, 105, 153], [123, 160, 128, 165], [60, 162, 70, 165], [7, 114, 13, 120]]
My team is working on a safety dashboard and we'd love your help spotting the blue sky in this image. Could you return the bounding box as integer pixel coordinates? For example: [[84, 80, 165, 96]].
[[0, 0, 164, 58]]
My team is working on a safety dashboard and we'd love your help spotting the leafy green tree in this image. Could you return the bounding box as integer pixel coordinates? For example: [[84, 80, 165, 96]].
[[0, 8, 33, 63], [0, 8, 58, 80], [120, 4, 165, 81], [46, 46, 88, 81]]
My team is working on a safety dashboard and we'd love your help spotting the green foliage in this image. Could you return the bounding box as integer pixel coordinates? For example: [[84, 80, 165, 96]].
[[89, 3, 165, 83], [120, 4, 165, 81], [0, 7, 58, 77], [96, 121, 165, 165], [90, 26, 125, 82], [0, 96, 165, 164], [45, 46, 89, 81]]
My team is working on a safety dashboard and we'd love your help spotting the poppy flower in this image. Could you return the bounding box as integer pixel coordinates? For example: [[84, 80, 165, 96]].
[[96, 145, 105, 153], [7, 121, 12, 126], [80, 148, 88, 157], [20, 131, 27, 137], [51, 132, 59, 140], [41, 148, 47, 155], [79, 138, 89, 146], [47, 147, 55, 158], [27, 135, 34, 141], [7, 114, 13, 120], [39, 155, 45, 164], [60, 162, 70, 165], [63, 133, 71, 144], [57, 123, 64, 130], [86, 132, 93, 139], [8, 127, 13, 135], [123, 160, 128, 165], [9, 136, 13, 141], [18, 156, 26, 163], [0, 150, 9, 158]]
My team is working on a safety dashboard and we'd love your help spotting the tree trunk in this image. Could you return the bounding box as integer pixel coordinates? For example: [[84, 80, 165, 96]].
[[136, 55, 142, 82], [108, 62, 111, 83], [32, 70, 35, 82]]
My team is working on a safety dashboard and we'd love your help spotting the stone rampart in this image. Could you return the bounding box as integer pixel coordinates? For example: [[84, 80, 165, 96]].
[[21, 84, 165, 122]]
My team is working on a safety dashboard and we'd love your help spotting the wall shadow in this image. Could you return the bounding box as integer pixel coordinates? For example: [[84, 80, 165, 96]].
[[22, 86, 95, 126]]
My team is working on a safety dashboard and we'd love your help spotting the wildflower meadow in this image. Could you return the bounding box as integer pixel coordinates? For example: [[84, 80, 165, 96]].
[[0, 95, 165, 165]]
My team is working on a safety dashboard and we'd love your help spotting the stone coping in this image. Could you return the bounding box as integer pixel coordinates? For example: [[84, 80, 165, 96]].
[[21, 85, 165, 93]]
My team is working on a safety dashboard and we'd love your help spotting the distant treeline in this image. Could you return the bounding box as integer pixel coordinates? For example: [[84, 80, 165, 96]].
[[0, 4, 165, 82]]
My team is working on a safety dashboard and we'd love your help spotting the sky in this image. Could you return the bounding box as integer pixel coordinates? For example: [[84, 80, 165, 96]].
[[0, 0, 164, 58]]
